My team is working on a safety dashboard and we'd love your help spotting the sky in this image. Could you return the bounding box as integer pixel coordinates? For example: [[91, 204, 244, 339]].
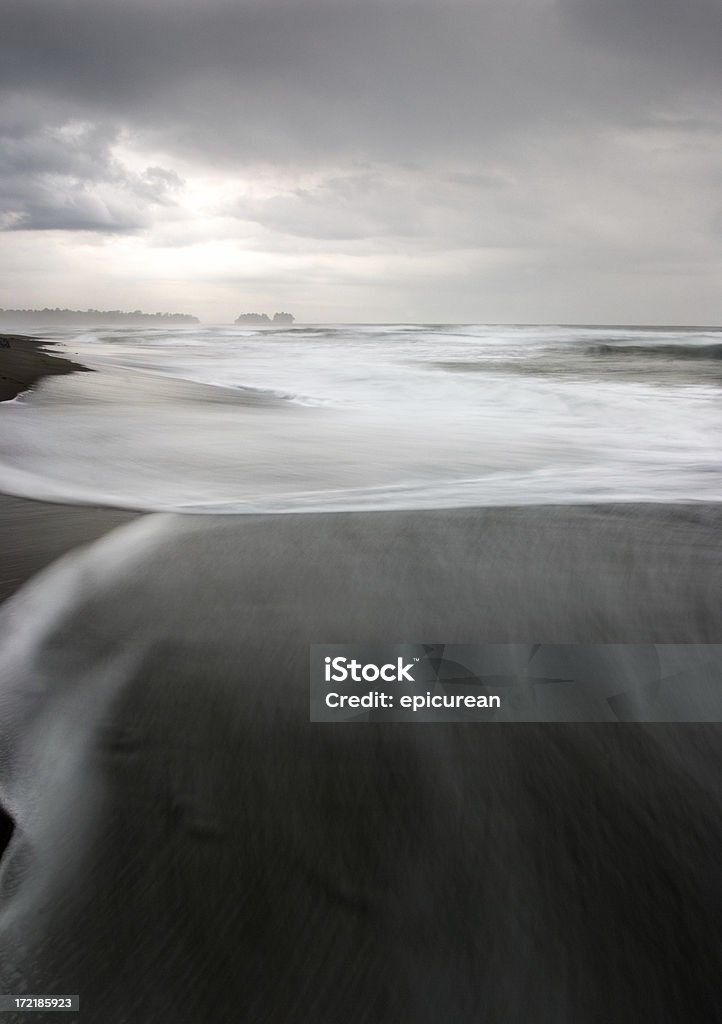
[[0, 0, 721, 324]]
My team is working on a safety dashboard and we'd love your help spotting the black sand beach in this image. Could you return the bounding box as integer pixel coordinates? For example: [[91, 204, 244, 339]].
[[0, 336, 721, 1022], [0, 334, 138, 604], [0, 334, 88, 404], [0, 496, 138, 607]]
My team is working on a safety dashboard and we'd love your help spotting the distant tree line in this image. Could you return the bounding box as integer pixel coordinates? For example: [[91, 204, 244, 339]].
[[0, 308, 200, 325]]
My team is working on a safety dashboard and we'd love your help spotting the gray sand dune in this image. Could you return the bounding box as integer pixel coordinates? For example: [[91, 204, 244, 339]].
[[0, 504, 720, 1022]]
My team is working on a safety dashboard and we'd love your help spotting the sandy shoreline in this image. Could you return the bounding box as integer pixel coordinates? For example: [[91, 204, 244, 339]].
[[0, 332, 89, 403], [0, 500, 720, 1023], [1, 498, 720, 635], [0, 495, 139, 606], [1, 332, 721, 1022], [0, 334, 139, 603]]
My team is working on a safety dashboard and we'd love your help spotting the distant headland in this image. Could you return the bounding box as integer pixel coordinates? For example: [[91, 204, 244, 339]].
[[0, 308, 200, 326], [235, 312, 295, 325]]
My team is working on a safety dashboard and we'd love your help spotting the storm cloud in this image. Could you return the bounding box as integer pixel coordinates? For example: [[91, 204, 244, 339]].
[[1, 0, 720, 321]]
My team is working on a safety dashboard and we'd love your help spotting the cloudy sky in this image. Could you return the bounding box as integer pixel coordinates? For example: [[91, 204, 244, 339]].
[[1, 0, 720, 323]]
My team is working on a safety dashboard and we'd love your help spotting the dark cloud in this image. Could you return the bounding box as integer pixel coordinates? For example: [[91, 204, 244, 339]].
[[3, 0, 719, 171], [562, 0, 722, 77], [0, 115, 183, 232], [0, 0, 720, 322]]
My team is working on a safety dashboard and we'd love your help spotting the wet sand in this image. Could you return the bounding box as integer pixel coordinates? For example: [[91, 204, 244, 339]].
[[0, 502, 720, 1023], [0, 495, 139, 606], [0, 333, 88, 403], [0, 333, 138, 604]]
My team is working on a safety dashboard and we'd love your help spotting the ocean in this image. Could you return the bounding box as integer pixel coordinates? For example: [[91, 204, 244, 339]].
[[0, 323, 719, 511]]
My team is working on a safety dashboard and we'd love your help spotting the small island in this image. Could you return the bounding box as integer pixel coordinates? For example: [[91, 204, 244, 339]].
[[235, 312, 295, 325]]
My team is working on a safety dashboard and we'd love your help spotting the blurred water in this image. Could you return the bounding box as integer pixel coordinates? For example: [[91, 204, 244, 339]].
[[0, 323, 719, 511]]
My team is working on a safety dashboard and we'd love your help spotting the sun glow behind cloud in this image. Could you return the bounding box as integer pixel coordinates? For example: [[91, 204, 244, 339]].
[[1, 0, 721, 322]]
